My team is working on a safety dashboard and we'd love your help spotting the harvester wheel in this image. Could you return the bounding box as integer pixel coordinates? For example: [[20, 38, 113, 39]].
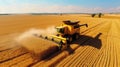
[[66, 36, 72, 43], [45, 36, 48, 39], [75, 33, 79, 40], [52, 38, 54, 41], [56, 34, 59, 36], [58, 41, 63, 50]]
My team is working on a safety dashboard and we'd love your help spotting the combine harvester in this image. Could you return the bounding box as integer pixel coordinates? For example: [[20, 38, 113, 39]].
[[35, 20, 88, 49], [16, 20, 88, 60]]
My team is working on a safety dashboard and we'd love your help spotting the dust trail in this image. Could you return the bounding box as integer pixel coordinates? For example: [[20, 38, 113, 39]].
[[16, 26, 56, 42], [14, 26, 58, 60]]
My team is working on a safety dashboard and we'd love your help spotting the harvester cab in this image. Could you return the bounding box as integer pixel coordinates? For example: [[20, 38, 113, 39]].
[[56, 20, 88, 38]]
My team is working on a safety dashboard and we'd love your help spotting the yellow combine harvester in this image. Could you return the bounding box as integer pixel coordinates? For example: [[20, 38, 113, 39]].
[[34, 20, 88, 49]]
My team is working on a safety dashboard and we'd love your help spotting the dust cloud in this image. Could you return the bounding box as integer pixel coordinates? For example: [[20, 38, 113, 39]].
[[16, 26, 56, 42]]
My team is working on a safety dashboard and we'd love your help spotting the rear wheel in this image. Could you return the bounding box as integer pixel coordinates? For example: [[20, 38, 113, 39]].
[[66, 36, 72, 43], [75, 33, 79, 40], [73, 33, 80, 40]]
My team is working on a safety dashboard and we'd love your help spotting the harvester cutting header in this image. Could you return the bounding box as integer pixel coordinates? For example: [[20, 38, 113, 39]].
[[34, 20, 88, 49]]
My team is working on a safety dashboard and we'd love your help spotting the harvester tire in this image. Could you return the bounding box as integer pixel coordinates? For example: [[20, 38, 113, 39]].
[[75, 33, 79, 40], [58, 41, 63, 50], [45, 36, 48, 39], [66, 36, 72, 43]]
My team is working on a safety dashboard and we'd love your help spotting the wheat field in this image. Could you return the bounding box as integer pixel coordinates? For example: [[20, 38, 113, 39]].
[[0, 14, 120, 67]]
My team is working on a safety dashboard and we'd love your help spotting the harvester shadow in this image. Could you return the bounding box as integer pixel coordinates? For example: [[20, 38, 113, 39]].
[[72, 33, 102, 49]]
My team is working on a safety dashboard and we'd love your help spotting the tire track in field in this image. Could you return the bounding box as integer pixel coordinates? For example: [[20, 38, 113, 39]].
[[57, 46, 89, 66], [93, 20, 112, 67], [79, 20, 112, 67], [107, 20, 120, 67], [0, 46, 27, 63], [0, 42, 18, 52], [11, 57, 34, 67], [0, 53, 30, 66], [101, 20, 119, 67], [93, 19, 120, 67], [108, 21, 114, 67], [115, 20, 120, 67]]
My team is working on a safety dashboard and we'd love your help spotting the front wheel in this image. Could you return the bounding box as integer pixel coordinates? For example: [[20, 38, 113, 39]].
[[58, 41, 63, 50]]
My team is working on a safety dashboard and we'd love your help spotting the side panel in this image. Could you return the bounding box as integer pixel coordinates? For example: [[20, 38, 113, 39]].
[[66, 25, 80, 35]]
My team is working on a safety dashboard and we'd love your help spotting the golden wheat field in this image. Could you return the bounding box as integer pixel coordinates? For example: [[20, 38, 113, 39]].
[[0, 14, 120, 67]]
